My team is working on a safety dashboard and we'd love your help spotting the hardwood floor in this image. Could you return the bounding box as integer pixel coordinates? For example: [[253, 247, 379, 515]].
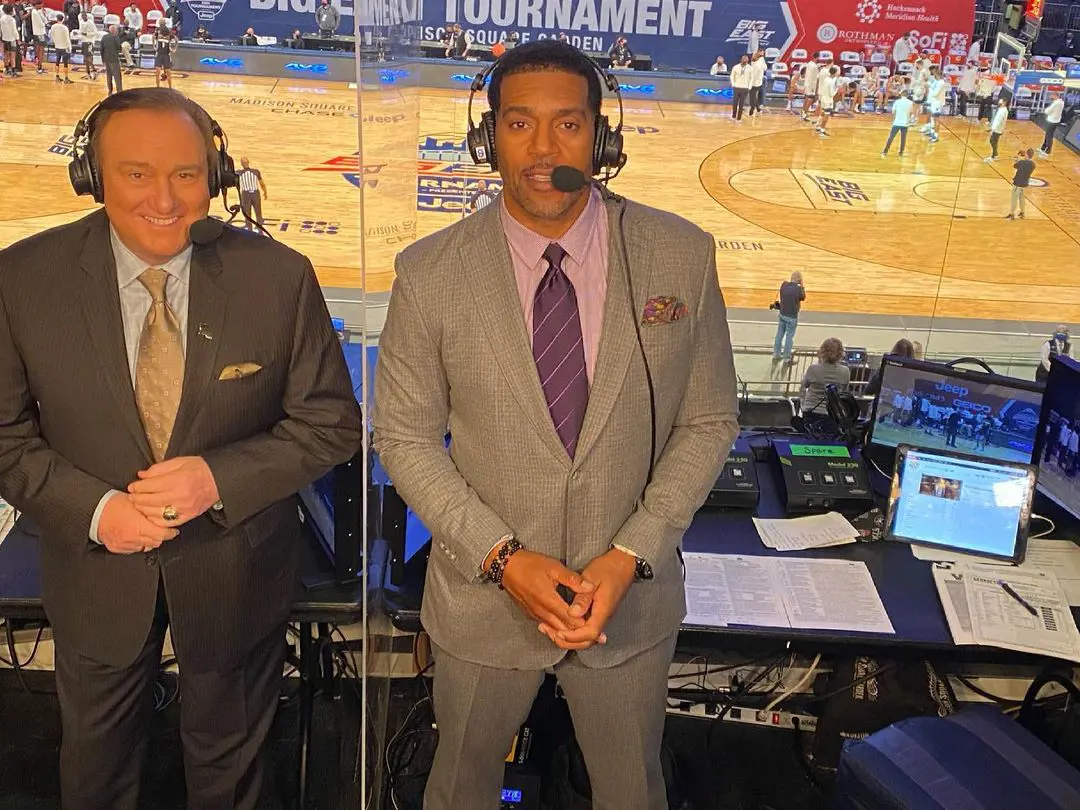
[[2, 67, 1078, 321]]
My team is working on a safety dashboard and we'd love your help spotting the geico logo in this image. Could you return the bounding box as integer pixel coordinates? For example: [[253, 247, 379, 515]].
[[362, 114, 406, 123], [935, 382, 969, 396], [954, 400, 992, 414]]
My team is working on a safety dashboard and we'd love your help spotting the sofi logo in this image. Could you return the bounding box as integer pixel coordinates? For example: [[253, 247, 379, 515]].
[[199, 57, 243, 67], [619, 83, 655, 94], [695, 87, 733, 98], [285, 62, 329, 73], [936, 382, 969, 397]]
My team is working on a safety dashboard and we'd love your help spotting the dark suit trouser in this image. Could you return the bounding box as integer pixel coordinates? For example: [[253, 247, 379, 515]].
[[1043, 121, 1058, 153], [240, 191, 264, 230], [424, 632, 677, 810], [104, 59, 122, 94], [732, 87, 748, 120], [750, 84, 762, 115], [56, 576, 287, 810]]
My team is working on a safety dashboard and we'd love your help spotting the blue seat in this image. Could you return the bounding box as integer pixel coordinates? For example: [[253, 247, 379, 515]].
[[835, 705, 1080, 810]]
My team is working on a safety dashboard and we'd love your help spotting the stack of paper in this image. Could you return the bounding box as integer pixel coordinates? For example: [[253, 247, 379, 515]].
[[913, 539, 1080, 606], [752, 512, 860, 552], [0, 500, 14, 548], [932, 563, 1080, 663], [683, 553, 895, 635]]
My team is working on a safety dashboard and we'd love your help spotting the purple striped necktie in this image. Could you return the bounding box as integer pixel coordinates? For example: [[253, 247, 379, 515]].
[[533, 243, 589, 458]]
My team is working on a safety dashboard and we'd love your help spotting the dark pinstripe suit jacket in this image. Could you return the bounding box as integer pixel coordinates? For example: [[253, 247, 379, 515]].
[[0, 210, 362, 671]]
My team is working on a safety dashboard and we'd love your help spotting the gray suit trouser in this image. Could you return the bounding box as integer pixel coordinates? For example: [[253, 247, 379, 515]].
[[424, 632, 677, 810]]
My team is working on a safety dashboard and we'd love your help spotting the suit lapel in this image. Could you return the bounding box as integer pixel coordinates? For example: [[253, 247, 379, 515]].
[[574, 198, 654, 466], [78, 213, 154, 463], [167, 244, 226, 457], [458, 207, 570, 466]]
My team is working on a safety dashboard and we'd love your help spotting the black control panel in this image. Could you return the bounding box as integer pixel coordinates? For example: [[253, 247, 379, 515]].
[[705, 436, 760, 509], [771, 438, 875, 515]]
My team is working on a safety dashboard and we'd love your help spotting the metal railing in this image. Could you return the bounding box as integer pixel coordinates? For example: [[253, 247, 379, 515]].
[[1042, 3, 1080, 30], [732, 344, 1041, 401]]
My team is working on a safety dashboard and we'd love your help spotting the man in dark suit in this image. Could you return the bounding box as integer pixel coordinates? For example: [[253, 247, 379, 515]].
[[99, 22, 122, 94], [0, 88, 361, 810]]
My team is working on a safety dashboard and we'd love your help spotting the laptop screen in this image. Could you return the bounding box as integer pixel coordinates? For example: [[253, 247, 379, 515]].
[[886, 445, 1036, 563]]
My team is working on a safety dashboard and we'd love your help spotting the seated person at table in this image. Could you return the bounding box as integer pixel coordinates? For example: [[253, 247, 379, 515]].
[[192, 23, 209, 41], [287, 27, 303, 48], [239, 26, 257, 46], [710, 55, 728, 75], [609, 35, 632, 68], [801, 338, 851, 429], [445, 23, 469, 59], [865, 338, 915, 397]]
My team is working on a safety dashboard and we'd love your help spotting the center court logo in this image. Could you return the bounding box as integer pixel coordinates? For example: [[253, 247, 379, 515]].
[[303, 155, 386, 189], [855, 0, 882, 25]]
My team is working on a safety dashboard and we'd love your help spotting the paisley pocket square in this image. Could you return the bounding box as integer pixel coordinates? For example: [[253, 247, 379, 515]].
[[218, 362, 263, 381], [642, 296, 689, 326]]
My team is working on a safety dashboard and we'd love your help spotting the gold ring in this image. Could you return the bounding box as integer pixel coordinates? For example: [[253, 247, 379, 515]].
[[162, 506, 179, 522]]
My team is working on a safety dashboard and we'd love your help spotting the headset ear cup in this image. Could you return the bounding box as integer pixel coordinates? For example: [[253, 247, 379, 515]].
[[88, 155, 105, 204], [68, 154, 92, 199], [594, 115, 623, 173], [593, 116, 607, 175], [481, 110, 498, 171], [214, 149, 236, 197], [604, 125, 624, 170]]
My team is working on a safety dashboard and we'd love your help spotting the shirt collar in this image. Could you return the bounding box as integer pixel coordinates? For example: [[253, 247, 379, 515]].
[[499, 186, 603, 270], [109, 225, 193, 289]]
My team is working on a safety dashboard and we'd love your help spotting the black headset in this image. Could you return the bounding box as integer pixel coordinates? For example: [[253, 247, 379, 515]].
[[68, 94, 238, 204], [465, 54, 625, 175]]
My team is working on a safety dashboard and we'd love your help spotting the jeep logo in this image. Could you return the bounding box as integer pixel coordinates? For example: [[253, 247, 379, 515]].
[[935, 382, 969, 397]]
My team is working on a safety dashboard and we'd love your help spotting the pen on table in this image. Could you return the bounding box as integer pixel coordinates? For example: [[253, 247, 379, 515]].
[[998, 580, 1039, 617]]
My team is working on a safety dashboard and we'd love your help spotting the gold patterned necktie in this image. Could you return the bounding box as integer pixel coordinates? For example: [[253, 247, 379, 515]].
[[135, 268, 185, 462]]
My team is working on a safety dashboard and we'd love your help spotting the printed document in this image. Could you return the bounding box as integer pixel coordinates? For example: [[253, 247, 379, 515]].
[[752, 512, 859, 552], [683, 553, 894, 634]]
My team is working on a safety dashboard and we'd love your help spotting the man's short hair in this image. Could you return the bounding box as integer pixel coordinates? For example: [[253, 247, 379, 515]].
[[88, 88, 218, 179], [487, 40, 602, 118], [1026, 148, 1035, 157]]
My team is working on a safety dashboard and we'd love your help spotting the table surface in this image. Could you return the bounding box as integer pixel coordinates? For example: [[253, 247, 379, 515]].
[[682, 433, 1080, 654], [0, 515, 364, 625]]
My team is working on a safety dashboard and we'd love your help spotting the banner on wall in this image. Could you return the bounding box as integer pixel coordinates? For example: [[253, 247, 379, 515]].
[[60, 0, 975, 72]]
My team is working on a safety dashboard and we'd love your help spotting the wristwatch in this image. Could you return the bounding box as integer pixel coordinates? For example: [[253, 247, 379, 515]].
[[634, 555, 654, 581]]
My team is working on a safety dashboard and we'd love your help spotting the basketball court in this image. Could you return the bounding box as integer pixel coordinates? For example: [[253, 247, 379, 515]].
[[3, 67, 1080, 323]]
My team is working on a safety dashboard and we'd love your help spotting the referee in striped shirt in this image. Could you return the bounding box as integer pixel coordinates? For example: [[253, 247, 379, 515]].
[[237, 156, 268, 232]]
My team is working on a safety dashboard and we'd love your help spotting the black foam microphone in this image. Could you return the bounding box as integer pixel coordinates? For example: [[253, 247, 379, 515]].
[[551, 165, 590, 193], [189, 217, 225, 245]]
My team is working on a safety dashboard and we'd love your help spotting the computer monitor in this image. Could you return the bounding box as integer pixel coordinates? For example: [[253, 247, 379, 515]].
[[885, 444, 1036, 564], [1033, 355, 1080, 521], [297, 452, 364, 587], [845, 347, 868, 366], [867, 357, 1044, 467]]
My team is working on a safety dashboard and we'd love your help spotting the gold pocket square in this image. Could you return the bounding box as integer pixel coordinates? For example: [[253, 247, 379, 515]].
[[218, 362, 263, 381]]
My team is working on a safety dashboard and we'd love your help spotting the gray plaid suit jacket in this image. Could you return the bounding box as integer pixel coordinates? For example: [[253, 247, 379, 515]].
[[374, 195, 739, 670]]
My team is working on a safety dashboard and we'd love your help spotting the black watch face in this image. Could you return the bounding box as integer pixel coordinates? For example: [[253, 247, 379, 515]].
[[636, 558, 653, 580]]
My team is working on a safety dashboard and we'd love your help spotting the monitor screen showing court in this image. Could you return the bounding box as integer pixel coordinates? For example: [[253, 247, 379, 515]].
[[869, 358, 1043, 465], [1034, 355, 1080, 520], [887, 446, 1035, 562]]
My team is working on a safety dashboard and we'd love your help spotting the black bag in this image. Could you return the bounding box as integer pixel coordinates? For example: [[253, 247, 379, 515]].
[[1018, 666, 1080, 772], [810, 656, 956, 770]]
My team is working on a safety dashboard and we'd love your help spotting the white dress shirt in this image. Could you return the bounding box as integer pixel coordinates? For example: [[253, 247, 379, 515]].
[[959, 67, 978, 94], [1045, 98, 1065, 125], [730, 63, 753, 89], [50, 21, 71, 51], [709, 61, 727, 75], [79, 17, 98, 40], [125, 7, 143, 30], [991, 105, 1008, 134], [88, 228, 192, 542], [892, 37, 911, 64], [0, 12, 19, 42], [30, 7, 47, 36], [751, 55, 766, 86], [1043, 338, 1070, 371]]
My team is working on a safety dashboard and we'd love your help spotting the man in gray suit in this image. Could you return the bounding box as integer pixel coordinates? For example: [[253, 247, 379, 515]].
[[0, 89, 361, 809], [374, 41, 739, 809]]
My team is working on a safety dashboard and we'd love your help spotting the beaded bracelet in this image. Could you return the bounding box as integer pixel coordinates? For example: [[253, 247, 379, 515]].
[[487, 537, 524, 589]]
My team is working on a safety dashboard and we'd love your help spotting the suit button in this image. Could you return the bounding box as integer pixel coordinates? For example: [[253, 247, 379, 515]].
[[571, 471, 581, 482], [145, 554, 157, 567]]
